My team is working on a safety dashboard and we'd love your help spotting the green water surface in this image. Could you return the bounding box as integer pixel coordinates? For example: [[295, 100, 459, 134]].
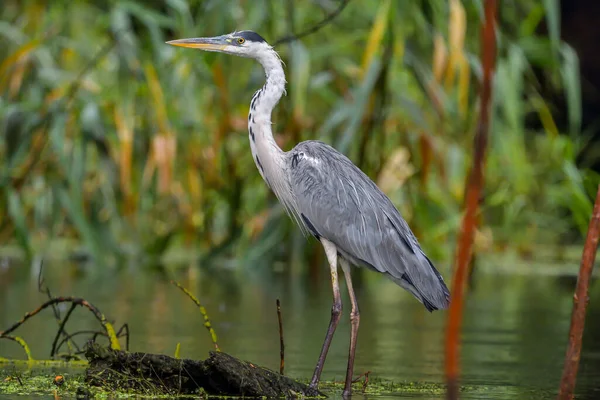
[[0, 256, 599, 399]]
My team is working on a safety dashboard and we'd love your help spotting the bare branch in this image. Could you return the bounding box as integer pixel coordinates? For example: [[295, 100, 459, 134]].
[[0, 297, 121, 350], [273, 0, 350, 46], [276, 299, 284, 375]]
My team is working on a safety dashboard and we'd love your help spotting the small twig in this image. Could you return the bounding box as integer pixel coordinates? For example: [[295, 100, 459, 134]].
[[37, 260, 79, 357], [276, 299, 285, 375], [0, 297, 121, 350], [50, 303, 77, 358], [4, 371, 25, 387], [0, 335, 33, 361], [171, 281, 220, 351], [37, 260, 62, 321], [149, 363, 175, 397], [116, 323, 130, 351], [273, 0, 350, 46], [352, 370, 371, 392], [558, 184, 600, 399], [54, 330, 106, 355]]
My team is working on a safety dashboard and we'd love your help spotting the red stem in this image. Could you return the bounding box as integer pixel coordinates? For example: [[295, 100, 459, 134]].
[[445, 1, 497, 399], [558, 184, 600, 400]]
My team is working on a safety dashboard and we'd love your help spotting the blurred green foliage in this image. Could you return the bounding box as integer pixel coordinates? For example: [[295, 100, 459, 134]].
[[0, 0, 597, 270]]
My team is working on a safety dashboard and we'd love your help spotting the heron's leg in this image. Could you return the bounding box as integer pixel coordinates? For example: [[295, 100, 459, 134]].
[[340, 258, 360, 397], [309, 239, 342, 390]]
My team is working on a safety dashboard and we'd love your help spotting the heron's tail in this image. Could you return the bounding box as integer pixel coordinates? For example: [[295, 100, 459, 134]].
[[418, 253, 451, 311], [374, 211, 451, 311], [413, 251, 450, 312], [389, 251, 451, 312]]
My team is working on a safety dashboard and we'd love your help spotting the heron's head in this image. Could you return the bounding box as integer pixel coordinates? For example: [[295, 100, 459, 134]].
[[167, 31, 270, 59]]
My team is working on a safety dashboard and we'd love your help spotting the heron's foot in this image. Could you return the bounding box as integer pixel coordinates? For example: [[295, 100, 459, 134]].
[[305, 381, 321, 397]]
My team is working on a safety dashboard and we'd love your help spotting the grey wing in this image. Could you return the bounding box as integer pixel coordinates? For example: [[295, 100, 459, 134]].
[[288, 141, 450, 311]]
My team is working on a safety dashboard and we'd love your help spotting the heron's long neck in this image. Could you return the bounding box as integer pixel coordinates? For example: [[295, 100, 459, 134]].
[[248, 48, 287, 193]]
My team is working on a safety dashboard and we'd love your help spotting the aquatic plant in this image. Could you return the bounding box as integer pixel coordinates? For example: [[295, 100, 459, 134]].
[[0, 0, 595, 269]]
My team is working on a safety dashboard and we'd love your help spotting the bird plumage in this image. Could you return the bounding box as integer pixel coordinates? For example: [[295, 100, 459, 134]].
[[167, 30, 450, 397], [238, 29, 449, 311], [288, 140, 450, 311]]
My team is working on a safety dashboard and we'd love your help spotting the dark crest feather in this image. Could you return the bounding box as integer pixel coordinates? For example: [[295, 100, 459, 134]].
[[237, 30, 267, 43]]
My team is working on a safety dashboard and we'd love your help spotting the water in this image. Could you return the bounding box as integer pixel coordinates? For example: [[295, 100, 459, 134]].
[[1, 257, 599, 399]]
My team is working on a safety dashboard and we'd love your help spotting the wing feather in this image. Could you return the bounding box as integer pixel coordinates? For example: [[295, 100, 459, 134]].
[[288, 140, 450, 311]]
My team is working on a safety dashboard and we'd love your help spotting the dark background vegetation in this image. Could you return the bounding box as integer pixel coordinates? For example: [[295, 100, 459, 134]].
[[1, 0, 599, 273]]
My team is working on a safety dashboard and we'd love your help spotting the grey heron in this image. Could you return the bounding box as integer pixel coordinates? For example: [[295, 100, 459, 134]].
[[167, 30, 450, 397]]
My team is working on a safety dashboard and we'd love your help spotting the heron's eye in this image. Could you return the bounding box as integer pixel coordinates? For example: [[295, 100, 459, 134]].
[[237, 37, 245, 45]]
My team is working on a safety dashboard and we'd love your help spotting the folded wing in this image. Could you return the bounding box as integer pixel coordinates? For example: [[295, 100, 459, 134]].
[[288, 140, 450, 311]]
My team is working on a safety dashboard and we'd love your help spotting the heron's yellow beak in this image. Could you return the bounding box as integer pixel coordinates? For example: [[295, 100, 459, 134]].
[[166, 36, 229, 51]]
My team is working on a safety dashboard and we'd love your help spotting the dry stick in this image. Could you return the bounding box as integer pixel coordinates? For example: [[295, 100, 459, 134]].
[[0, 297, 121, 350], [37, 261, 79, 354], [558, 184, 600, 399], [444, 1, 497, 399], [50, 303, 77, 358], [362, 371, 370, 392], [171, 281, 220, 351], [352, 370, 371, 392], [276, 299, 285, 375]]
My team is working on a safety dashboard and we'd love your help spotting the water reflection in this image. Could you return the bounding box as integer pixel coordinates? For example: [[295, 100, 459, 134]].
[[0, 258, 599, 399]]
